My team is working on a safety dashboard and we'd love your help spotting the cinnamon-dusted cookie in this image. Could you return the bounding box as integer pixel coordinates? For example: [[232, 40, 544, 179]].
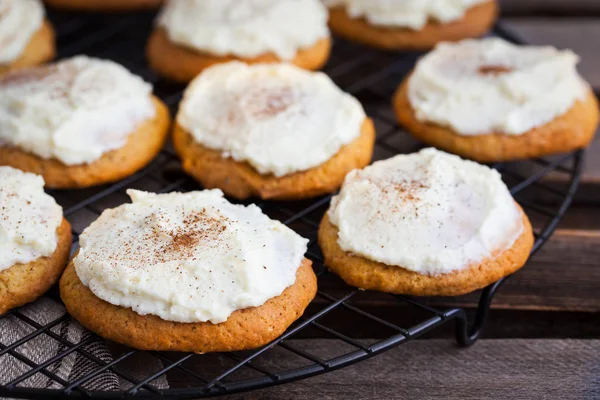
[[0, 167, 71, 315], [0, 56, 171, 189], [60, 189, 317, 352], [394, 38, 600, 162], [174, 62, 375, 200], [318, 148, 534, 296], [147, 0, 331, 83], [0, 0, 55, 75], [324, 0, 497, 51], [44, 0, 162, 11]]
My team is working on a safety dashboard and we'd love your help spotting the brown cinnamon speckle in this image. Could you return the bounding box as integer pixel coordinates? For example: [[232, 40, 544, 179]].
[[478, 65, 513, 75]]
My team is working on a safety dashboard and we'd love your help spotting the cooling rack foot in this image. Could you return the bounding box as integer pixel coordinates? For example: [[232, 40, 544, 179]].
[[454, 278, 507, 347]]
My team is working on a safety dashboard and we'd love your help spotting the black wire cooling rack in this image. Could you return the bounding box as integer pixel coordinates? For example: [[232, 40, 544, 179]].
[[0, 10, 586, 400]]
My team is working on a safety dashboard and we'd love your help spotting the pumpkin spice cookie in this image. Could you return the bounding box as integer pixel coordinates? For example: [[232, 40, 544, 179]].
[[174, 62, 375, 200], [147, 0, 331, 83], [0, 0, 55, 75], [324, 0, 497, 51], [318, 148, 534, 296], [44, 0, 162, 12], [394, 38, 600, 162], [0, 56, 170, 189], [60, 189, 317, 352], [0, 167, 71, 315]]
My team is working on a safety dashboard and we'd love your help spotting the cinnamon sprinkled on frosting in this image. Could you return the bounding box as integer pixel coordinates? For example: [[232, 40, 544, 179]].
[[0, 166, 62, 271], [0, 56, 155, 165], [408, 38, 588, 135], [478, 65, 513, 75], [161, 210, 228, 259], [73, 189, 308, 323], [177, 62, 366, 177], [327, 148, 523, 275], [242, 86, 297, 119]]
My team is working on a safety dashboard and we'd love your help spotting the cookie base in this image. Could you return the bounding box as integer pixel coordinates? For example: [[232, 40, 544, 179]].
[[0, 97, 171, 189], [146, 28, 332, 83], [318, 207, 534, 296], [0, 218, 71, 315], [44, 0, 162, 11], [328, 1, 497, 51], [393, 76, 600, 162], [60, 259, 317, 353], [0, 20, 55, 75], [173, 118, 375, 200]]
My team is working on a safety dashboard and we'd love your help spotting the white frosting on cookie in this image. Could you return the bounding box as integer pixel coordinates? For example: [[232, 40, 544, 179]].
[[73, 189, 309, 324], [0, 167, 63, 272], [157, 0, 329, 60], [323, 0, 488, 30], [408, 38, 588, 135], [177, 62, 366, 177], [0, 56, 155, 165], [0, 0, 44, 64], [327, 148, 523, 275]]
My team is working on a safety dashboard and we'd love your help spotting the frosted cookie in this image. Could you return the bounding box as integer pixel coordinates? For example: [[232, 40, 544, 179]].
[[394, 38, 600, 162], [60, 189, 317, 352], [0, 167, 71, 314], [147, 0, 331, 83], [0, 0, 55, 75], [174, 62, 375, 200], [318, 148, 534, 296], [44, 0, 162, 12], [0, 56, 171, 189], [324, 0, 497, 51]]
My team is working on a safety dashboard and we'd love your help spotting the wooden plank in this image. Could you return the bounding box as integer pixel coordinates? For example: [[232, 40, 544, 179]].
[[529, 206, 600, 231], [288, 306, 600, 340], [501, 0, 600, 15], [166, 339, 600, 399]]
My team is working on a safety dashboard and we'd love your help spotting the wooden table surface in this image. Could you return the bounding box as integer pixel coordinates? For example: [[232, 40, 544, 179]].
[[214, 340, 600, 400], [218, 7, 600, 400]]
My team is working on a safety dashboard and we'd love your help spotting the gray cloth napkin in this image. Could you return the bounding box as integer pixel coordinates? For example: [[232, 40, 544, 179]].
[[0, 297, 168, 395]]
